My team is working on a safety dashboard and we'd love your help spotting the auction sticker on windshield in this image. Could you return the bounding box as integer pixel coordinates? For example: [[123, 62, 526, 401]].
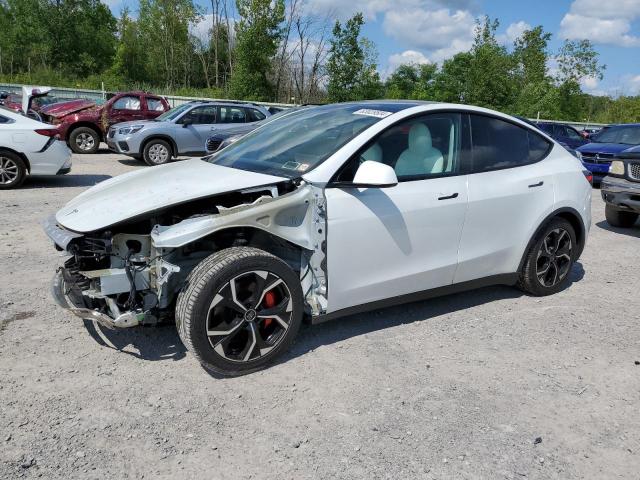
[[353, 109, 392, 119]]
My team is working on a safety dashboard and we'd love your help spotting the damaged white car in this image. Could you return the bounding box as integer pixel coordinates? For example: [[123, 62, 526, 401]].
[[45, 101, 592, 375]]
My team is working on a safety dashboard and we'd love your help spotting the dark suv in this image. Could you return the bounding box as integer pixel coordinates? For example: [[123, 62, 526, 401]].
[[601, 147, 640, 228]]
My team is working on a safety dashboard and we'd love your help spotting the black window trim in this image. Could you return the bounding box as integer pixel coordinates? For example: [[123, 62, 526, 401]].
[[467, 111, 553, 175], [328, 109, 472, 187]]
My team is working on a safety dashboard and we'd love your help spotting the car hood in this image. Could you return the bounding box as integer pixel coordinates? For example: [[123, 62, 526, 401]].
[[41, 99, 97, 118], [56, 159, 288, 233], [577, 142, 633, 154]]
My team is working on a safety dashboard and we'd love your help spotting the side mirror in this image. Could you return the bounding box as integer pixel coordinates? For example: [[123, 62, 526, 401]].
[[351, 161, 398, 188], [182, 118, 193, 128]]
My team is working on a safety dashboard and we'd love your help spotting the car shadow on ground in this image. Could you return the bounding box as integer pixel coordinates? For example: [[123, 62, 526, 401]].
[[80, 262, 585, 374], [117, 158, 145, 167], [83, 320, 187, 362], [596, 220, 640, 238], [24, 174, 112, 189]]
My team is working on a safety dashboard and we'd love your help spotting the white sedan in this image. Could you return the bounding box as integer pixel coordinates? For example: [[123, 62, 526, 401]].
[[45, 101, 591, 376], [0, 108, 72, 189]]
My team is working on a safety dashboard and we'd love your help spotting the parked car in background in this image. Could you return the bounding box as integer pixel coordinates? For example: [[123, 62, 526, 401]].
[[0, 109, 71, 189], [39, 91, 170, 154], [601, 147, 640, 228], [107, 101, 270, 166], [577, 124, 640, 184], [0, 86, 57, 121], [45, 101, 591, 375], [534, 122, 589, 150], [204, 107, 304, 153]]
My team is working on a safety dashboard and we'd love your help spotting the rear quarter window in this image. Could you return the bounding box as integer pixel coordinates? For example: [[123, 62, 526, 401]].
[[470, 114, 552, 172]]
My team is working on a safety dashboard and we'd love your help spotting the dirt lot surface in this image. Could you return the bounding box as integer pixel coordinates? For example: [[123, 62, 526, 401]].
[[1, 149, 639, 479]]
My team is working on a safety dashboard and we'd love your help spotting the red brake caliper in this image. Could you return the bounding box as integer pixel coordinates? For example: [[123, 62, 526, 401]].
[[262, 290, 276, 328]]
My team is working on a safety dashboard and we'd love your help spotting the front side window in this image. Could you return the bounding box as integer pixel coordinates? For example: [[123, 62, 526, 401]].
[[334, 112, 466, 183], [146, 97, 165, 111], [206, 103, 398, 178], [181, 106, 216, 124], [469, 114, 551, 172], [564, 126, 583, 141], [155, 103, 191, 122], [248, 108, 266, 122], [112, 96, 141, 110], [219, 107, 247, 124]]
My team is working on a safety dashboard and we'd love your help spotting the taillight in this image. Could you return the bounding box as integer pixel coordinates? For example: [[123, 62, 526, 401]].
[[35, 129, 60, 139], [583, 170, 593, 185]]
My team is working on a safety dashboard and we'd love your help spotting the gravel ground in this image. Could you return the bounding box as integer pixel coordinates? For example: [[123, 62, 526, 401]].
[[1, 149, 639, 480]]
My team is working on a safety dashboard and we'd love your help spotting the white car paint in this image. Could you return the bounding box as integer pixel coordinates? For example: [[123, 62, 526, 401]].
[[0, 108, 71, 176], [57, 159, 287, 232]]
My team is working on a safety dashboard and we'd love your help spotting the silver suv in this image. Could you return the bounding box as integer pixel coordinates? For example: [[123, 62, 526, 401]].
[[107, 101, 270, 166]]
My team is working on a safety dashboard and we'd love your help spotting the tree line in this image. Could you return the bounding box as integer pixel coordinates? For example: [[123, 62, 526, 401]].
[[0, 0, 638, 123]]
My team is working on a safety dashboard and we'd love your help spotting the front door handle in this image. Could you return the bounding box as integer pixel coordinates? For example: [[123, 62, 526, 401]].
[[529, 181, 544, 188], [438, 192, 459, 200]]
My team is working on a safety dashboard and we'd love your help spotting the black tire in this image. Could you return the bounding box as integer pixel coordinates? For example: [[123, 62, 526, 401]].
[[69, 126, 100, 154], [176, 247, 304, 376], [143, 139, 172, 166], [0, 151, 27, 189], [605, 204, 638, 228], [518, 218, 577, 296]]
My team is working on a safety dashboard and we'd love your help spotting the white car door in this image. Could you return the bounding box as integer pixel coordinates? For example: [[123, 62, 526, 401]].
[[324, 112, 470, 313], [454, 113, 556, 283]]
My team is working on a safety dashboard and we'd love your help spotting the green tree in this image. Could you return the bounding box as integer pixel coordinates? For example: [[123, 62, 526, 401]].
[[229, 0, 285, 101], [385, 63, 437, 100], [431, 52, 473, 103], [513, 26, 552, 85], [326, 13, 382, 102], [112, 8, 148, 84]]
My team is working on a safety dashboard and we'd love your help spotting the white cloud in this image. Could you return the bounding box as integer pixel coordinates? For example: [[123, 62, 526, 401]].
[[497, 21, 531, 45], [305, 0, 479, 21], [559, 1, 640, 47], [383, 8, 476, 51], [388, 50, 431, 68]]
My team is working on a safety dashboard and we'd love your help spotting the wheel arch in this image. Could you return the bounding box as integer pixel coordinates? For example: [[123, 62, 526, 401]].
[[0, 147, 31, 173], [517, 207, 586, 273], [140, 135, 178, 158]]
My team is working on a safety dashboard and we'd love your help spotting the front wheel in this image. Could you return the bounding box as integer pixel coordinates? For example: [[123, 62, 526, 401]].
[[518, 218, 577, 296], [143, 139, 172, 166], [69, 127, 100, 154], [605, 204, 638, 228], [176, 247, 304, 376]]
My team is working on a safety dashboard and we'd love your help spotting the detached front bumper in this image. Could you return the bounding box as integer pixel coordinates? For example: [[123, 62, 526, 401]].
[[601, 176, 640, 213]]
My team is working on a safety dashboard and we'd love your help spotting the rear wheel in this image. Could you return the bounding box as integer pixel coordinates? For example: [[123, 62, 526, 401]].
[[176, 247, 304, 376], [143, 139, 172, 166], [518, 218, 577, 296], [69, 127, 100, 154], [0, 152, 27, 189], [605, 204, 638, 228]]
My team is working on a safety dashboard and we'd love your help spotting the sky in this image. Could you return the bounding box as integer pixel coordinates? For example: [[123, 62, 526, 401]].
[[106, 0, 640, 97]]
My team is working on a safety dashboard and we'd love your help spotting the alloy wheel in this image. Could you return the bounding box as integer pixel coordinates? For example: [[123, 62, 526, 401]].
[[148, 144, 169, 164], [536, 228, 573, 287], [206, 270, 293, 362], [0, 156, 19, 185], [75, 132, 95, 151]]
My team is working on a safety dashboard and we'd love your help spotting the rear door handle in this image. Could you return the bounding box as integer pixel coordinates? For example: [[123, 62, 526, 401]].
[[528, 181, 544, 188], [438, 192, 459, 200]]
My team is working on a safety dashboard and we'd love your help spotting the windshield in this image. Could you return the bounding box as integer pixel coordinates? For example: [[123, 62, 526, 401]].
[[155, 103, 191, 122], [205, 103, 395, 177], [592, 125, 640, 145]]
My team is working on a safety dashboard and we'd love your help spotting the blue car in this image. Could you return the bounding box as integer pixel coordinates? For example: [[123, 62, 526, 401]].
[[535, 122, 588, 150], [577, 124, 640, 183]]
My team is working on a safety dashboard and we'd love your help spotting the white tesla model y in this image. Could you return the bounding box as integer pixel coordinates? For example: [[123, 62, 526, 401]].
[[45, 101, 592, 375]]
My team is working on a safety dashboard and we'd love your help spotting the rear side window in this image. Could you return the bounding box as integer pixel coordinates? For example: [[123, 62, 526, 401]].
[[218, 107, 246, 123], [146, 97, 165, 111], [248, 108, 266, 122], [470, 114, 551, 172]]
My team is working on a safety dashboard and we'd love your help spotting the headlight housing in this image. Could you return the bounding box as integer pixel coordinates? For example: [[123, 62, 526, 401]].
[[575, 150, 583, 161], [609, 160, 625, 176], [118, 125, 145, 135]]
